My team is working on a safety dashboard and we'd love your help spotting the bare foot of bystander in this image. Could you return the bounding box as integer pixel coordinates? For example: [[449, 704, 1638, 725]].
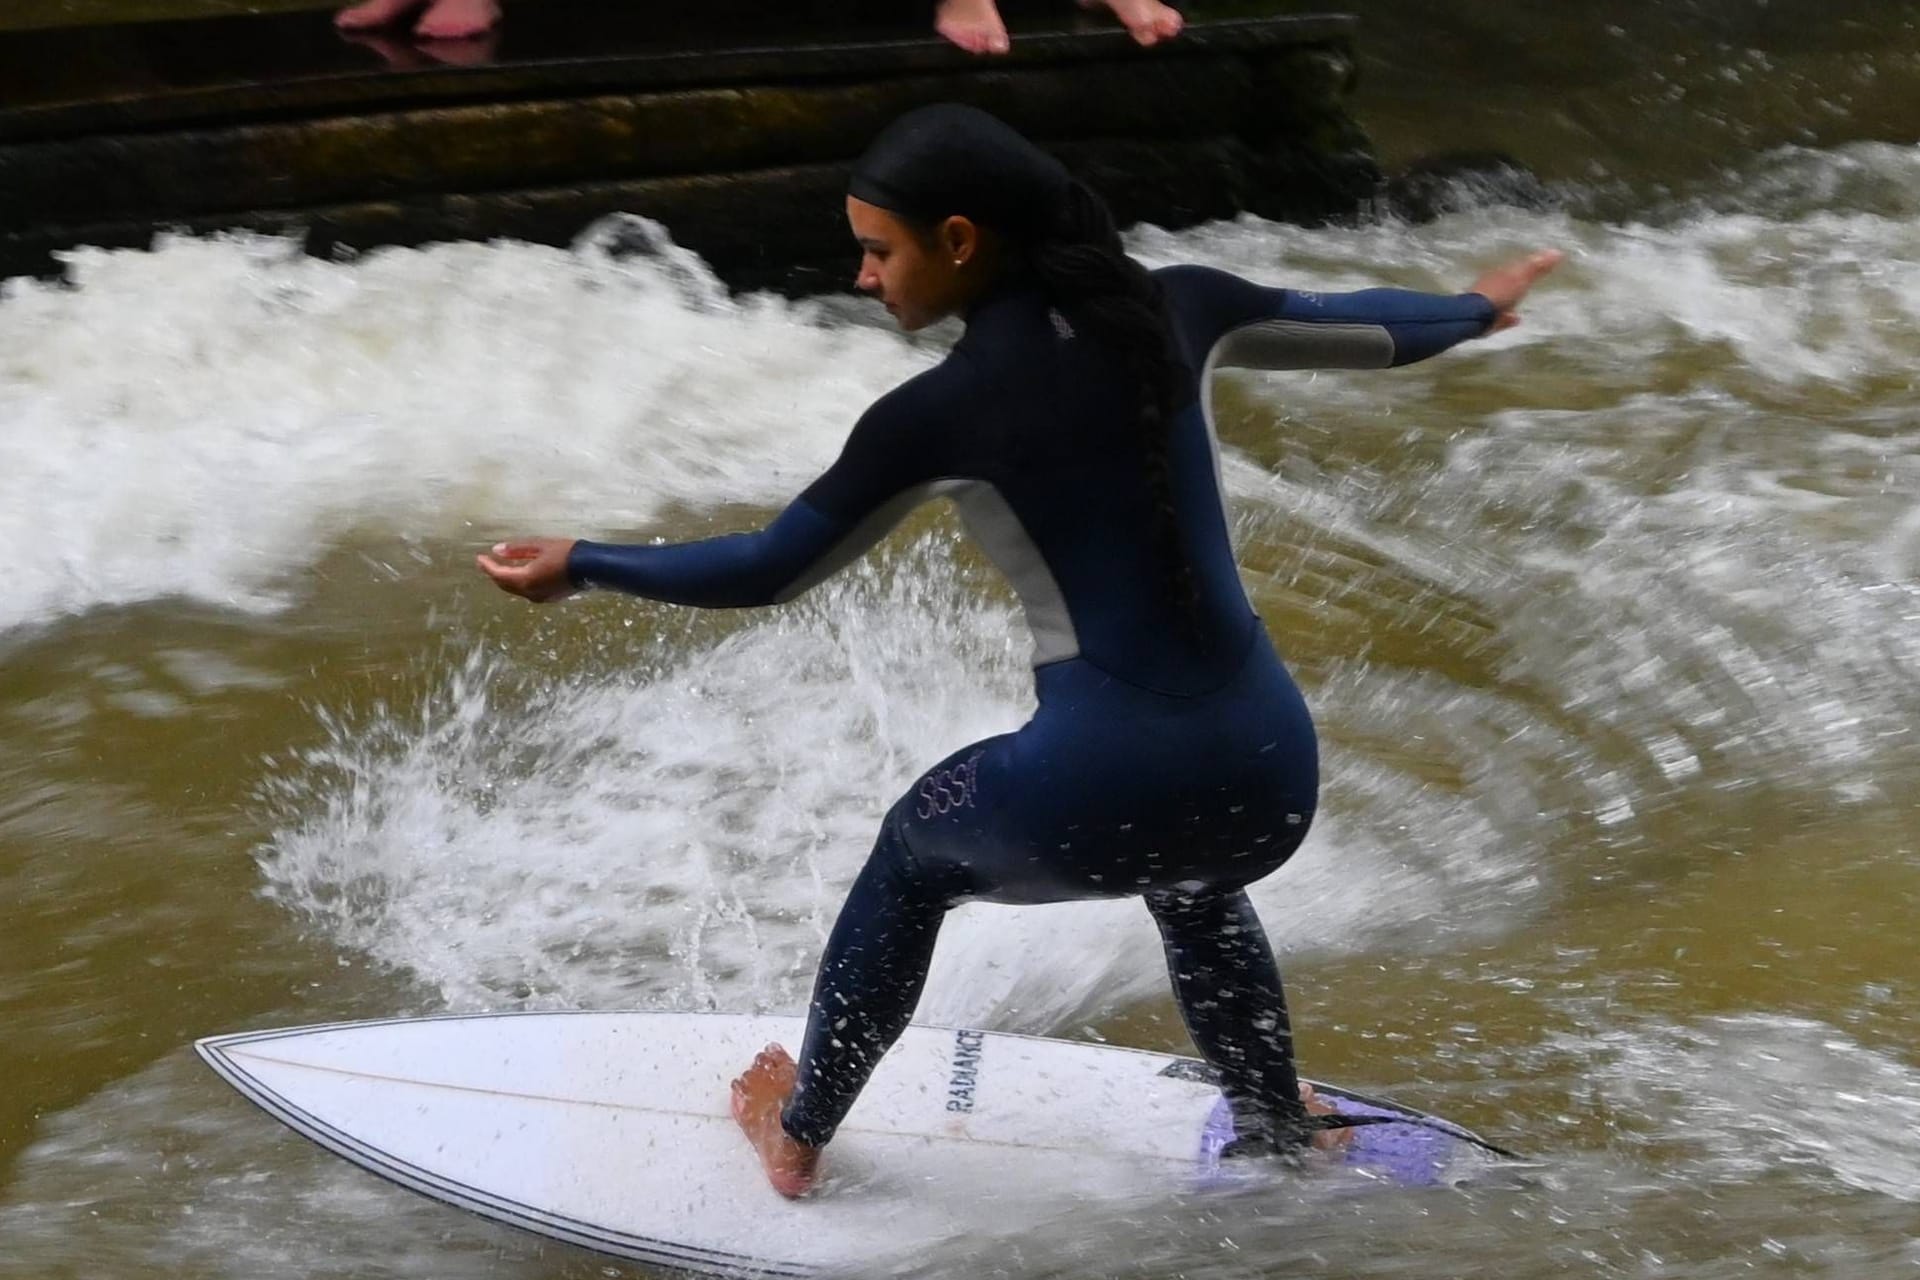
[[1080, 0, 1183, 46], [414, 0, 502, 40], [935, 0, 1012, 55], [1299, 1082, 1356, 1152], [335, 0, 502, 41]]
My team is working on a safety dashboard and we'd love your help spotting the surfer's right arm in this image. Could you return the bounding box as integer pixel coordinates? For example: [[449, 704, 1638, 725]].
[[480, 368, 964, 608]]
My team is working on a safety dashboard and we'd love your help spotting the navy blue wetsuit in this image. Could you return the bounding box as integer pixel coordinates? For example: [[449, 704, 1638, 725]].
[[569, 266, 1494, 1148]]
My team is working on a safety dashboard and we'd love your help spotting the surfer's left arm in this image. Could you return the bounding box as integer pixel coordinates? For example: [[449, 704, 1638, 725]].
[[1156, 249, 1560, 372]]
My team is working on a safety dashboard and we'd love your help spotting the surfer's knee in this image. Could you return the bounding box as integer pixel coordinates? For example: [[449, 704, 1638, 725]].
[[1143, 883, 1248, 932]]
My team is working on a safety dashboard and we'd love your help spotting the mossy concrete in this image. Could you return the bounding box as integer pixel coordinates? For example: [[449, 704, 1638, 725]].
[[0, 0, 1374, 289]]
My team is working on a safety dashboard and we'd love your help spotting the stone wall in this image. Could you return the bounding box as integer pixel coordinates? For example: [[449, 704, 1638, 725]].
[[0, 1, 1374, 289]]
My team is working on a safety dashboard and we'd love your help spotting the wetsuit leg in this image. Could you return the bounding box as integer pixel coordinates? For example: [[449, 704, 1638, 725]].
[[780, 805, 950, 1147], [776, 644, 1319, 1149], [1144, 886, 1310, 1149]]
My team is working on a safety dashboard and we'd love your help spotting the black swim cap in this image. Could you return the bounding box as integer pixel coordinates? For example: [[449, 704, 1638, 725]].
[[848, 104, 1072, 242]]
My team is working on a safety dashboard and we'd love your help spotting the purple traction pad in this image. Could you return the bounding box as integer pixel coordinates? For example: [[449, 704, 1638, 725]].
[[1195, 1092, 1460, 1189]]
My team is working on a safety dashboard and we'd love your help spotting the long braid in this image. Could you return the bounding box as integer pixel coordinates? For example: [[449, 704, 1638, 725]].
[[1029, 180, 1199, 623]]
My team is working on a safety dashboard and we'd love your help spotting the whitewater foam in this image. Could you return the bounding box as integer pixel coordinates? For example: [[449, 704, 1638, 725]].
[[2, 220, 933, 631]]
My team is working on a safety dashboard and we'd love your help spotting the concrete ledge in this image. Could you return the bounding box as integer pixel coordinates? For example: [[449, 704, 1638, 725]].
[[1, 1, 1374, 288]]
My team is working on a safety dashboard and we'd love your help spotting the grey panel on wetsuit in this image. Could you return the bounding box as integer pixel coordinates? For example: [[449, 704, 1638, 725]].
[[774, 476, 1081, 668], [769, 482, 946, 603], [1211, 319, 1396, 372], [1193, 318, 1397, 522], [944, 479, 1081, 665]]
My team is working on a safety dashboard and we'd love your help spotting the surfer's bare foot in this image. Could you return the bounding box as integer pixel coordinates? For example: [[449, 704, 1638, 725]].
[[935, 0, 1011, 55], [1080, 0, 1183, 46], [1300, 1083, 1354, 1152], [731, 1045, 821, 1199]]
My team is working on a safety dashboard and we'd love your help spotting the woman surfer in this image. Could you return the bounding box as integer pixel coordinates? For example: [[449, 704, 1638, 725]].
[[478, 104, 1560, 1198]]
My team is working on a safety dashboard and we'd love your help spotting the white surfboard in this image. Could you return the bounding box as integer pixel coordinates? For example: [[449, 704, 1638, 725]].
[[196, 1011, 1515, 1276]]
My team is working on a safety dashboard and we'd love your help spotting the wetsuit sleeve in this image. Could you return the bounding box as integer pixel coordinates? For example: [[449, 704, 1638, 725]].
[[564, 368, 962, 607], [1155, 263, 1496, 371]]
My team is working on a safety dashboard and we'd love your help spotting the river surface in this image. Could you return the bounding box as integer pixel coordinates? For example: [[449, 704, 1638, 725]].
[[4, 3, 1920, 1276]]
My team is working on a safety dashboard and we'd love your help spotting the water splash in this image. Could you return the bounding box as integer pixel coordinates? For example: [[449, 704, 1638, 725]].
[[256, 531, 1542, 1032], [0, 222, 932, 631]]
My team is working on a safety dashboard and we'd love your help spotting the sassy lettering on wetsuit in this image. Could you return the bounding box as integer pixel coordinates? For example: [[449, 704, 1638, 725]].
[[916, 750, 986, 820], [946, 1028, 986, 1112]]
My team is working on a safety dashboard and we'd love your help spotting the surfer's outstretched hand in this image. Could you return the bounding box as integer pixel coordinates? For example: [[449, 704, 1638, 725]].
[[477, 537, 578, 603], [1469, 249, 1564, 333]]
